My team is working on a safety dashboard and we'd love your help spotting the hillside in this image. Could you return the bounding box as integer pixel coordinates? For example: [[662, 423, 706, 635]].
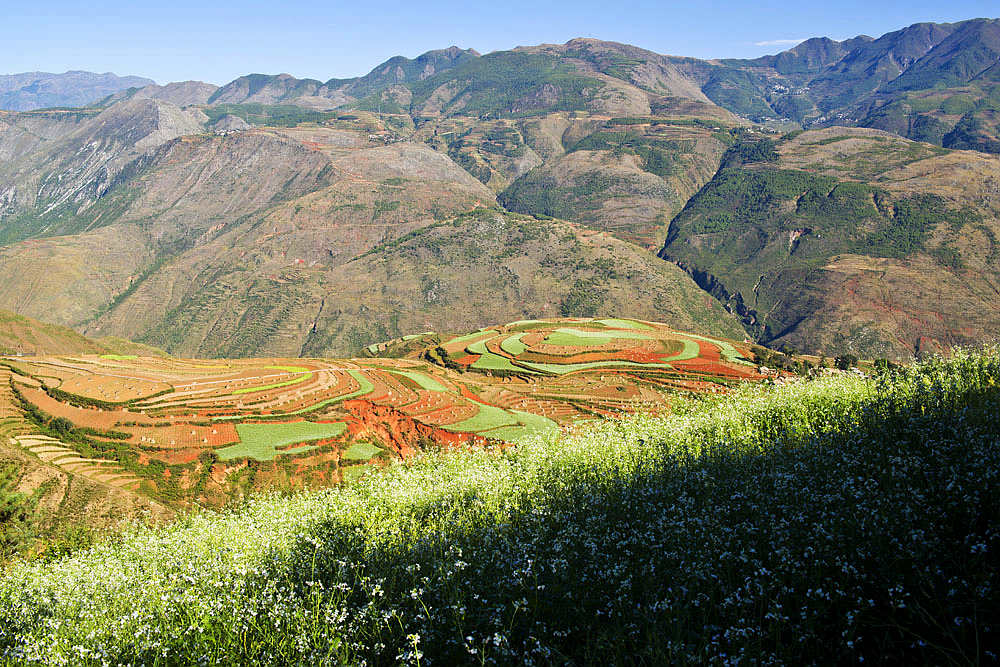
[[0, 313, 768, 558], [0, 71, 153, 111], [2, 349, 996, 663], [0, 309, 160, 356], [1, 316, 762, 512], [0, 98, 748, 356], [660, 127, 1000, 359]]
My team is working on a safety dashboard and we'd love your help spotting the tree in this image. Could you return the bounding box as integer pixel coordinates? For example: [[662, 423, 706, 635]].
[[0, 463, 31, 558], [835, 354, 859, 370]]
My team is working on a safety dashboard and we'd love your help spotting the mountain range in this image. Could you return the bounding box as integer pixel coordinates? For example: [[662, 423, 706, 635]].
[[0, 71, 154, 111], [1, 17, 1000, 360]]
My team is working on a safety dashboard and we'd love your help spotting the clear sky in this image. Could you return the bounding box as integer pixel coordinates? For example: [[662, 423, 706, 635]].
[[4, 0, 998, 85]]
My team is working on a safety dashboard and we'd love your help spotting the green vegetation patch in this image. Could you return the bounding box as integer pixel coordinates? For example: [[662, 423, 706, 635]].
[[441, 404, 520, 433], [517, 359, 675, 375], [99, 355, 137, 361], [499, 334, 528, 356], [543, 328, 651, 347], [661, 337, 702, 362], [279, 370, 375, 415], [568, 131, 692, 179], [202, 103, 337, 128], [471, 352, 531, 374], [448, 330, 498, 345], [595, 318, 655, 330], [217, 421, 347, 461], [341, 442, 383, 463], [340, 464, 372, 484], [409, 51, 605, 118], [232, 367, 312, 395], [678, 334, 752, 365], [387, 370, 449, 393], [478, 411, 559, 443]]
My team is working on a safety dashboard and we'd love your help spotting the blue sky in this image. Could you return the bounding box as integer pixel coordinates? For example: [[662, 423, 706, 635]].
[[4, 1, 998, 84]]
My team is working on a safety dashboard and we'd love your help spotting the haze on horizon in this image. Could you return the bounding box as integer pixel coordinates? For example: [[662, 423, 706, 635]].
[[3, 0, 998, 85]]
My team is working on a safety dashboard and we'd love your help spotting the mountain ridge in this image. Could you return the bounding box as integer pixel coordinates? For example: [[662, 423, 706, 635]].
[[0, 71, 154, 111], [2, 17, 1000, 362]]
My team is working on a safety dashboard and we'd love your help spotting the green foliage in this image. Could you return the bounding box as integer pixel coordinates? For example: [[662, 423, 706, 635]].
[[856, 195, 973, 259], [943, 108, 1000, 154], [722, 135, 779, 167], [409, 52, 605, 118], [677, 166, 976, 267], [680, 168, 836, 234], [340, 442, 383, 463], [500, 169, 622, 220], [834, 354, 859, 370], [561, 49, 645, 81], [202, 104, 338, 128], [702, 68, 775, 119], [909, 114, 951, 145], [569, 131, 689, 179], [2, 352, 998, 663], [0, 464, 32, 560], [559, 279, 606, 318]]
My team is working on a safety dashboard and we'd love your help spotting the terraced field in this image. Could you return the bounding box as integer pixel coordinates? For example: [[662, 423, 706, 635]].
[[1, 318, 768, 508]]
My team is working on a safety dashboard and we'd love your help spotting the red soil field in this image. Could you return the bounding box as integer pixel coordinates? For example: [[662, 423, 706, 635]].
[[18, 386, 156, 429], [126, 423, 239, 448]]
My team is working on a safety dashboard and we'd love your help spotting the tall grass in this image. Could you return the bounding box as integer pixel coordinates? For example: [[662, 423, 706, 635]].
[[1, 350, 998, 664]]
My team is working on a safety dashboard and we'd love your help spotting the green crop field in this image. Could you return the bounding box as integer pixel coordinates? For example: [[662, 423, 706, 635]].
[[387, 370, 449, 393], [465, 339, 490, 354], [471, 352, 527, 373], [449, 330, 498, 345], [441, 403, 520, 432], [283, 370, 375, 415], [341, 441, 383, 462], [216, 421, 348, 461], [477, 410, 559, 442], [232, 368, 312, 395], [679, 334, 752, 364], [341, 464, 373, 484], [518, 359, 676, 375], [595, 318, 655, 330], [542, 328, 652, 347], [662, 337, 701, 361], [499, 333, 528, 356]]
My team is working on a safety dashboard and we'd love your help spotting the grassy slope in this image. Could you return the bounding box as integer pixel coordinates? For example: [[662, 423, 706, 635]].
[[0, 310, 161, 357], [1, 350, 997, 664]]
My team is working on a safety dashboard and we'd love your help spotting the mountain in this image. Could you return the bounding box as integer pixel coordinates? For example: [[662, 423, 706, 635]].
[[103, 80, 220, 107], [202, 47, 480, 111], [659, 127, 1000, 358], [3, 20, 1000, 361], [698, 18, 1000, 153], [14, 20, 1000, 152], [0, 96, 746, 357], [0, 71, 154, 111]]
